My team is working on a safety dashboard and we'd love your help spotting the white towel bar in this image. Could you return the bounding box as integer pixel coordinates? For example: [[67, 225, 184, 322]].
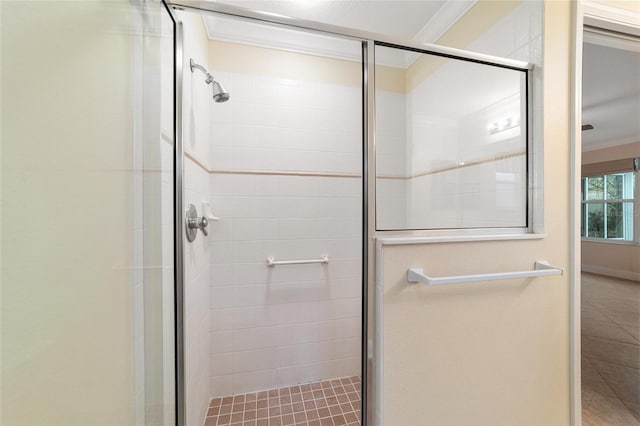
[[267, 255, 329, 267], [407, 261, 563, 286]]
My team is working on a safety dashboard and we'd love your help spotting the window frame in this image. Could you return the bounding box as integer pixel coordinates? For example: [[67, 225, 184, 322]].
[[581, 171, 638, 243], [372, 41, 539, 237]]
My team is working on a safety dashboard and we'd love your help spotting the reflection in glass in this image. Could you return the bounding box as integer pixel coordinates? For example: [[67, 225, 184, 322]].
[[606, 202, 623, 238], [606, 174, 623, 199], [623, 202, 634, 239], [375, 44, 528, 230], [587, 203, 604, 238], [587, 176, 604, 200]]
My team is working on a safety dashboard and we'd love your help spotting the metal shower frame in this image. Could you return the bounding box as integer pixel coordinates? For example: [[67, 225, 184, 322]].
[[162, 1, 534, 425]]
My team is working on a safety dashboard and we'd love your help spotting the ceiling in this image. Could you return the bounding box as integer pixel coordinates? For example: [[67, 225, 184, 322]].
[[211, 0, 452, 40], [203, 0, 476, 66], [582, 42, 640, 151]]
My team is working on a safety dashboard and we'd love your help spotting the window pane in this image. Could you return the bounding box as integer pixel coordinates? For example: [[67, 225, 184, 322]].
[[581, 202, 586, 237], [374, 44, 528, 230], [623, 202, 634, 240], [587, 176, 604, 200], [606, 202, 623, 238], [586, 203, 604, 238], [623, 172, 635, 199], [606, 174, 623, 199]]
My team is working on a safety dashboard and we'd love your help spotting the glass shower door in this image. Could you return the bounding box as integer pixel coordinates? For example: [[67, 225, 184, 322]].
[[136, 3, 177, 425], [0, 1, 176, 424], [174, 7, 364, 425]]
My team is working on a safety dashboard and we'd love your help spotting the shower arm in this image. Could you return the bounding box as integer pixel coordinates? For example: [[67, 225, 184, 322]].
[[190, 59, 213, 84]]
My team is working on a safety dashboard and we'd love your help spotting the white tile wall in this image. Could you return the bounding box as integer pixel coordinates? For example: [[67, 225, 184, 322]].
[[207, 71, 362, 397], [465, 1, 543, 64], [209, 74, 361, 174], [404, 64, 527, 229], [375, 90, 408, 229]]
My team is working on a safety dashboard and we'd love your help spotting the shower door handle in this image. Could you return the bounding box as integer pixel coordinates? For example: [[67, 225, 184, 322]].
[[185, 204, 208, 242]]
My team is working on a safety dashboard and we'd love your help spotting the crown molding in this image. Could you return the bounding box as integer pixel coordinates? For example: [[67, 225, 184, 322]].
[[201, 2, 476, 68], [412, 0, 478, 45], [203, 15, 364, 63], [583, 1, 640, 36]]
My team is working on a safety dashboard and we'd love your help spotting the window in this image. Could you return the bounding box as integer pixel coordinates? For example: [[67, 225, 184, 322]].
[[582, 172, 636, 241], [374, 43, 530, 231]]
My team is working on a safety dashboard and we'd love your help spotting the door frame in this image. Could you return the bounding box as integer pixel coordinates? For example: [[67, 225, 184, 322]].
[[570, 1, 640, 424]]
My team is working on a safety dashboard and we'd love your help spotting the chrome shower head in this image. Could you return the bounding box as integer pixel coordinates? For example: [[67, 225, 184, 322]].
[[190, 58, 230, 103], [211, 80, 230, 103]]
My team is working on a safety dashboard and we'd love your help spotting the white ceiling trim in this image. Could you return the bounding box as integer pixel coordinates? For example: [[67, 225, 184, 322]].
[[413, 0, 477, 45], [397, 0, 477, 68], [584, 28, 640, 52], [583, 1, 640, 37], [203, 16, 364, 63]]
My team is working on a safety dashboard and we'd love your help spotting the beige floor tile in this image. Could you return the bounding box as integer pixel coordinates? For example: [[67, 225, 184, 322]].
[[582, 316, 638, 344], [582, 389, 640, 426], [583, 335, 640, 369], [591, 359, 640, 407], [623, 400, 640, 422], [582, 274, 640, 302], [605, 308, 640, 327], [582, 357, 618, 398], [582, 304, 611, 323], [588, 291, 638, 308], [582, 273, 640, 424], [621, 323, 640, 343]]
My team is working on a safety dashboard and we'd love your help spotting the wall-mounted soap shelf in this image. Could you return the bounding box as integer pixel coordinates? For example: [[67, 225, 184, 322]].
[[202, 201, 219, 221]]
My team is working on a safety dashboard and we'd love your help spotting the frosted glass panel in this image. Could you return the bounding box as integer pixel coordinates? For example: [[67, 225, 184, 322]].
[[375, 44, 528, 231], [1, 1, 175, 423]]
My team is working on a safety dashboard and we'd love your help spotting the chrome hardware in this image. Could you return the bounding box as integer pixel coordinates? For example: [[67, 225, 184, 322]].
[[185, 204, 208, 242]]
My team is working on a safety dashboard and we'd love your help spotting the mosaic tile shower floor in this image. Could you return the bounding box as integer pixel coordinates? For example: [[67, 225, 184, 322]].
[[205, 376, 361, 426]]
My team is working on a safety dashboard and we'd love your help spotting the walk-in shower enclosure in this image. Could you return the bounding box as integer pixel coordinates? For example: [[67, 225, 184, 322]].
[[177, 7, 364, 425], [1, 1, 536, 425], [171, 3, 533, 426]]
